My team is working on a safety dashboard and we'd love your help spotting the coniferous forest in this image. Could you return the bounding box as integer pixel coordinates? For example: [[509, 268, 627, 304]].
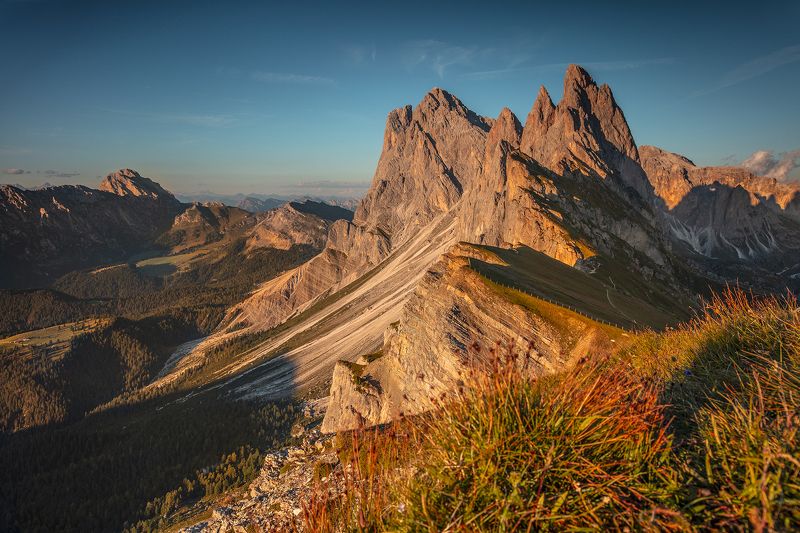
[[0, 240, 315, 531]]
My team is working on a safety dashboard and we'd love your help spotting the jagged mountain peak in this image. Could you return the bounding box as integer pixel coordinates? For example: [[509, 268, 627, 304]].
[[99, 168, 176, 201], [416, 86, 492, 133], [563, 63, 595, 90], [487, 107, 522, 150], [533, 84, 555, 114], [520, 64, 651, 201], [420, 86, 461, 110], [522, 85, 555, 145]]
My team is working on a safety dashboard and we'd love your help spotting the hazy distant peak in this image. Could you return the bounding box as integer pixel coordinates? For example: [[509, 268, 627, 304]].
[[99, 168, 176, 201]]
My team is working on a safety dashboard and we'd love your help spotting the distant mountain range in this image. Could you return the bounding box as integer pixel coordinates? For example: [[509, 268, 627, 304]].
[[174, 192, 360, 212], [0, 170, 354, 288]]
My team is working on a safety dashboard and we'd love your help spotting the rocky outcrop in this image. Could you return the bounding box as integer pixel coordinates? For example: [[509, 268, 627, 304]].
[[161, 199, 351, 255], [457, 108, 585, 265], [353, 88, 491, 246], [246, 203, 331, 252], [641, 145, 800, 216], [321, 244, 615, 433], [183, 408, 338, 533], [228, 219, 391, 331]]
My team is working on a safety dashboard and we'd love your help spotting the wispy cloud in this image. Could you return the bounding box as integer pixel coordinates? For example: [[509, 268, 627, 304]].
[[741, 148, 800, 182], [2, 168, 80, 179], [98, 108, 236, 127], [342, 43, 377, 64], [580, 58, 676, 71], [462, 57, 675, 80], [0, 145, 32, 156], [694, 44, 800, 97], [251, 71, 335, 85], [401, 39, 496, 78]]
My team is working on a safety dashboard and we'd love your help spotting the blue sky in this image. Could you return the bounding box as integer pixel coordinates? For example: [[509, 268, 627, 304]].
[[1, 0, 799, 195]]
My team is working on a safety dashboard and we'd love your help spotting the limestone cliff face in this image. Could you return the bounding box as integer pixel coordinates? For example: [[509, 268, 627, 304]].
[[229, 220, 391, 331], [458, 104, 669, 274], [231, 89, 491, 331], [641, 145, 800, 215], [321, 244, 612, 433], [354, 88, 491, 246], [640, 145, 800, 265], [519, 65, 652, 202], [457, 109, 582, 265]]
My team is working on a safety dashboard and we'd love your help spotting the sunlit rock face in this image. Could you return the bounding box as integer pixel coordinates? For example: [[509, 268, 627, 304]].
[[519, 64, 652, 202], [640, 145, 800, 268]]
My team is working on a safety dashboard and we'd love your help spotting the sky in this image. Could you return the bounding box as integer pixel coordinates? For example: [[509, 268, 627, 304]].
[[1, 0, 799, 196]]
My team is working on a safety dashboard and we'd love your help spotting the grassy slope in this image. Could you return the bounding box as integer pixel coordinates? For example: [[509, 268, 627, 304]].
[[466, 243, 685, 329], [0, 318, 108, 354], [304, 290, 800, 531]]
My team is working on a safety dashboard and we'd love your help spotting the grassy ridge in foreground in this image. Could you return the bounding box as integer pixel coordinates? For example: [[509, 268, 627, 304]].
[[303, 289, 800, 531]]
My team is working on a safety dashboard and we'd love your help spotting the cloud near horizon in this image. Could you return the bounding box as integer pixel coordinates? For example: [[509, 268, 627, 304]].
[[3, 168, 81, 178], [741, 149, 800, 182], [43, 170, 80, 178]]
